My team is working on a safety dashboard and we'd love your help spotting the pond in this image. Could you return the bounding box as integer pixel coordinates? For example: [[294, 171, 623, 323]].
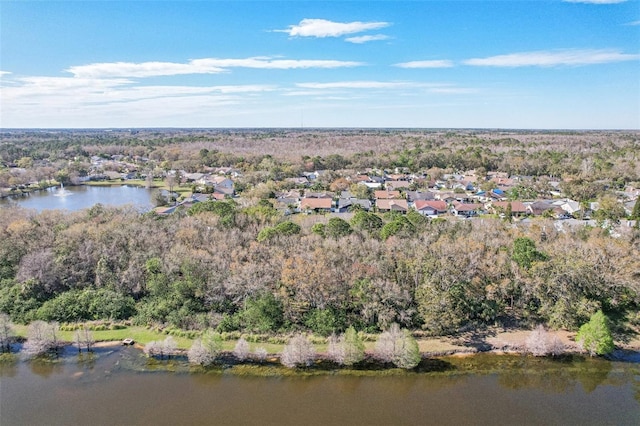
[[0, 185, 154, 212], [1, 347, 638, 425]]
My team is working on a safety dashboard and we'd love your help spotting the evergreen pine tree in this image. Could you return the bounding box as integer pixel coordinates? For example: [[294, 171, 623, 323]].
[[576, 311, 614, 356]]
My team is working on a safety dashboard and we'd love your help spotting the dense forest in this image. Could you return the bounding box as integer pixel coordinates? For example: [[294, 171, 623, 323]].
[[0, 200, 638, 336], [2, 129, 639, 190]]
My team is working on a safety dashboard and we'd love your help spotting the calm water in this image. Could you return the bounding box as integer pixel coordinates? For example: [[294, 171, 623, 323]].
[[0, 185, 154, 212], [1, 348, 638, 426]]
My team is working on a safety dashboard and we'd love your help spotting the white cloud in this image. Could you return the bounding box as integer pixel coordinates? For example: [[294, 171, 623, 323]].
[[0, 71, 12, 77], [563, 0, 627, 4], [295, 81, 476, 95], [464, 49, 640, 67], [67, 61, 225, 79], [191, 58, 363, 70], [3, 76, 132, 97], [394, 60, 455, 68], [345, 34, 390, 44], [626, 20, 640, 26], [296, 81, 416, 90], [428, 87, 478, 94], [0, 74, 279, 127], [1, 74, 274, 105], [68, 57, 362, 78], [276, 18, 390, 38]]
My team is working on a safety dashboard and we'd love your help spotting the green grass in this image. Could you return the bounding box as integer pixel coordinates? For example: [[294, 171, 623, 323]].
[[14, 325, 195, 349], [12, 323, 469, 356], [85, 179, 149, 187], [84, 179, 191, 193]]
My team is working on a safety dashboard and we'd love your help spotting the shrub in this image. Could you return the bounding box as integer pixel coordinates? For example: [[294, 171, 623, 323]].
[[304, 309, 341, 337], [240, 293, 283, 333], [187, 330, 224, 366], [253, 347, 268, 362], [280, 334, 316, 368], [374, 324, 421, 369], [327, 326, 365, 366], [525, 325, 565, 357], [233, 338, 250, 361], [576, 311, 614, 356]]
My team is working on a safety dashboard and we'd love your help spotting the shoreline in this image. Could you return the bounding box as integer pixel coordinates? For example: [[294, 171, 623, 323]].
[[58, 326, 640, 360]]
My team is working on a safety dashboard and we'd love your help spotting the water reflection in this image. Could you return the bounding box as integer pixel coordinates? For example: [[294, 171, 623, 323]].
[[28, 359, 64, 378], [0, 358, 18, 377], [1, 349, 638, 425]]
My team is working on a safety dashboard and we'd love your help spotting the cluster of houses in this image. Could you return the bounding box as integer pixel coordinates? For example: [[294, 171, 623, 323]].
[[84, 155, 638, 222], [278, 188, 589, 219], [274, 170, 626, 220]]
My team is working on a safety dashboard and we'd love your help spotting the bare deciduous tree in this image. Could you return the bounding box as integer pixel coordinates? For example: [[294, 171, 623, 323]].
[[22, 321, 59, 358], [233, 337, 250, 361], [187, 339, 213, 366], [163, 336, 177, 359], [253, 347, 268, 363], [327, 333, 341, 363], [327, 327, 365, 366], [187, 331, 223, 366], [374, 324, 403, 363], [144, 340, 162, 358], [281, 334, 316, 368], [144, 336, 178, 360], [374, 324, 421, 369], [73, 326, 95, 353], [525, 325, 565, 356]]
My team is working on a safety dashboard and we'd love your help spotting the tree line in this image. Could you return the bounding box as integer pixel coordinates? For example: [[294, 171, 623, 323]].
[[2, 130, 639, 196], [1, 200, 638, 338]]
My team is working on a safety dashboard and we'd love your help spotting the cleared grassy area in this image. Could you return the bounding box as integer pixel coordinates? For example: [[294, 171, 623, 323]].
[[85, 179, 191, 192], [84, 179, 150, 187]]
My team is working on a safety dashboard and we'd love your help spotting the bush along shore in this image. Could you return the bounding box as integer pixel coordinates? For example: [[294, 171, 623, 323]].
[[3, 314, 637, 372]]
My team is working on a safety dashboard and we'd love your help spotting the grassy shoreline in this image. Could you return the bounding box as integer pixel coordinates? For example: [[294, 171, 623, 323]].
[[12, 323, 640, 357]]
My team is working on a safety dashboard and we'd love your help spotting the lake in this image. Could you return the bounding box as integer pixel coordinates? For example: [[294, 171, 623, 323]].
[[0, 185, 154, 212], [1, 347, 638, 425]]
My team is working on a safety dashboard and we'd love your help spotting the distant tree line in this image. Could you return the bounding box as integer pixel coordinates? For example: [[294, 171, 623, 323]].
[[2, 130, 639, 196]]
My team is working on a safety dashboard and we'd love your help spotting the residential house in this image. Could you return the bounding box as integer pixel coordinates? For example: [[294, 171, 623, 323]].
[[375, 190, 402, 199], [405, 191, 435, 202], [209, 175, 234, 189], [489, 189, 507, 201], [490, 201, 528, 217], [452, 180, 475, 192], [452, 202, 483, 217], [414, 200, 448, 216], [553, 199, 581, 216], [385, 180, 411, 191], [275, 190, 301, 213], [304, 191, 334, 199], [300, 197, 333, 213], [527, 200, 556, 216], [183, 172, 205, 182], [335, 198, 372, 213], [359, 175, 385, 189], [376, 199, 408, 213], [285, 177, 310, 187], [386, 173, 409, 181]]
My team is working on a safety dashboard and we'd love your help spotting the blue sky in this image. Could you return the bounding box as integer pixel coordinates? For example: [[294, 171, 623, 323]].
[[1, 0, 639, 129]]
